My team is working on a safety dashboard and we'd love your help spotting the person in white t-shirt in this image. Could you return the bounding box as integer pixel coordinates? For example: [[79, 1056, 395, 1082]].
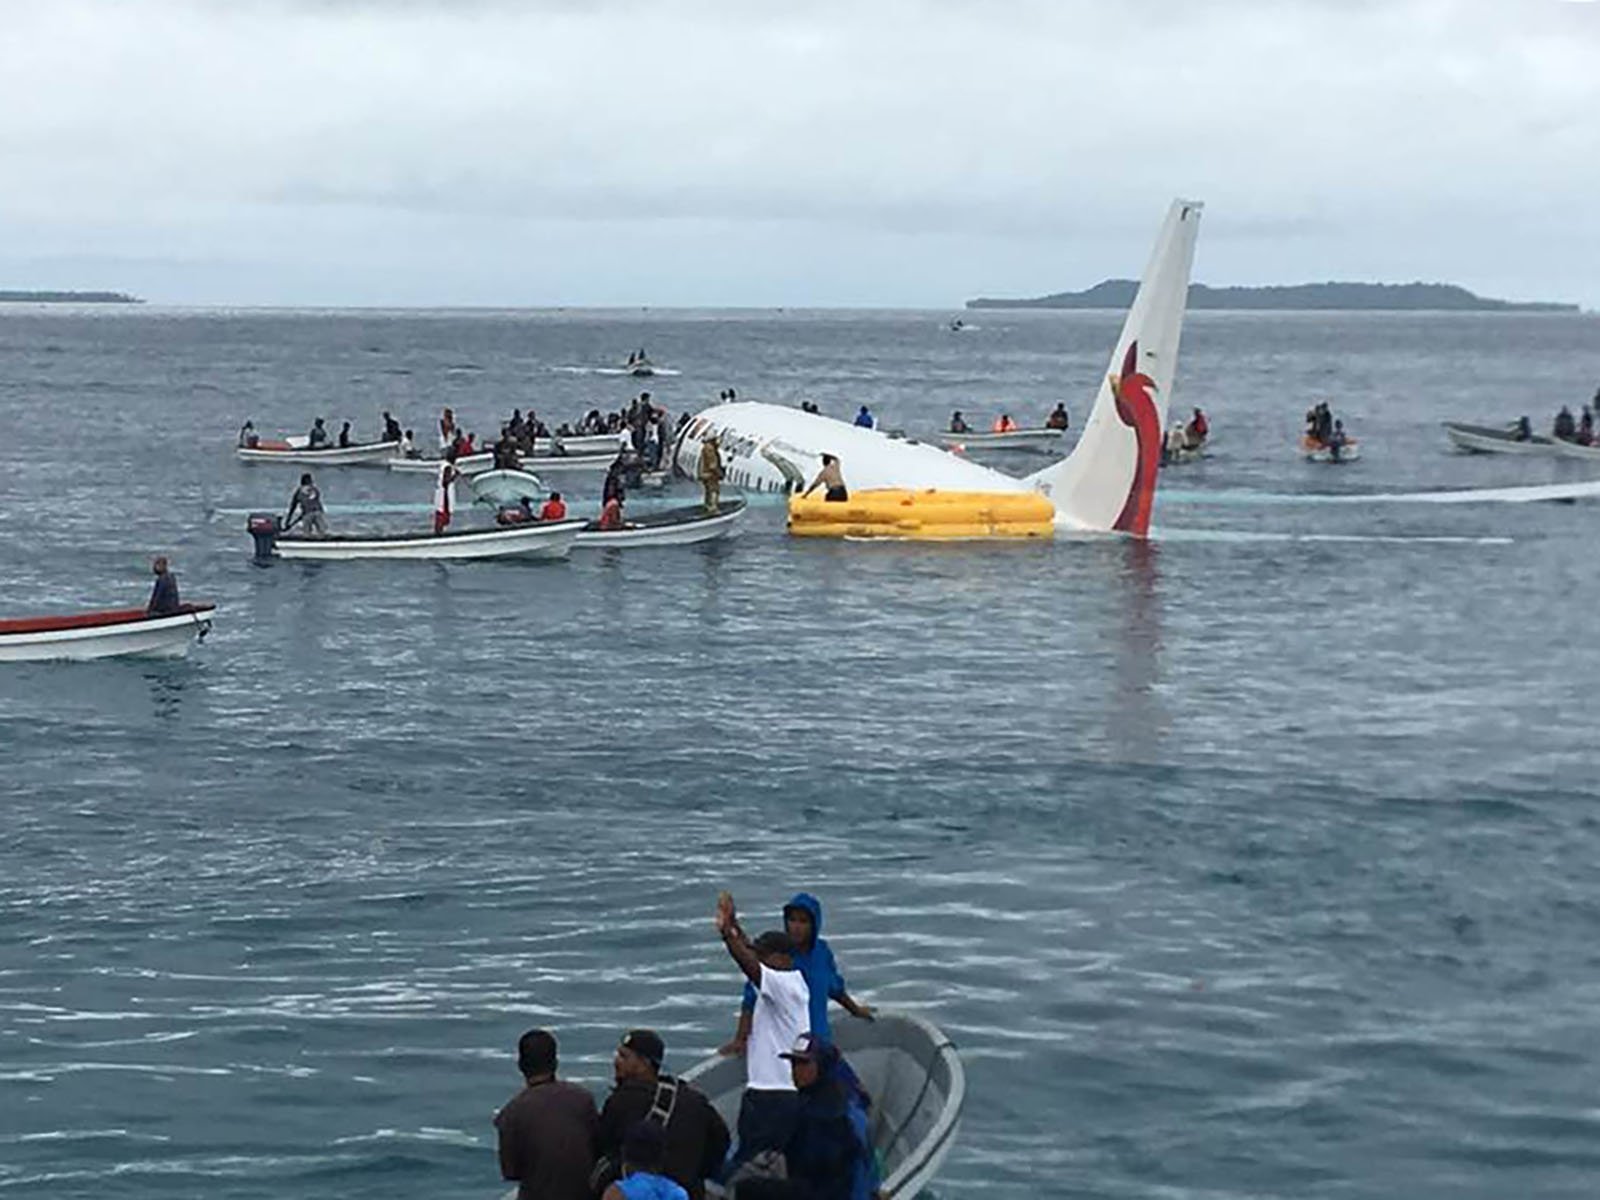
[[715, 890, 810, 1165]]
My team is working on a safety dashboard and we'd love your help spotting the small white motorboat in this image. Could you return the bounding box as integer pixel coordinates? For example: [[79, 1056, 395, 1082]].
[[519, 452, 620, 477], [575, 499, 746, 548], [0, 604, 215, 663], [387, 451, 494, 476], [1443, 422, 1557, 455], [247, 514, 583, 562], [1547, 437, 1600, 462], [530, 432, 630, 456], [469, 468, 547, 507], [237, 439, 400, 466], [939, 428, 1065, 453], [681, 1012, 964, 1200], [627, 357, 656, 377]]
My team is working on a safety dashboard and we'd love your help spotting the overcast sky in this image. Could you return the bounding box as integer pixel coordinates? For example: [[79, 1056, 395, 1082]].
[[2, 0, 1596, 307]]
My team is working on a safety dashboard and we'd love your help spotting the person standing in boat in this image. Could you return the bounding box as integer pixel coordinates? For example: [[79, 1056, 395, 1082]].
[[723, 893, 874, 1063], [337, 420, 353, 448], [439, 407, 457, 453], [382, 411, 403, 443], [697, 435, 724, 514], [494, 1029, 598, 1200], [594, 1031, 729, 1200], [802, 455, 848, 503], [307, 417, 331, 449], [147, 557, 181, 615], [400, 429, 421, 458], [284, 473, 328, 536], [714, 891, 809, 1166], [237, 420, 259, 448], [434, 454, 460, 536]]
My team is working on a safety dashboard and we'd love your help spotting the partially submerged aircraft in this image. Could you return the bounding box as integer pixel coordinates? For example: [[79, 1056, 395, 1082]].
[[671, 199, 1204, 537]]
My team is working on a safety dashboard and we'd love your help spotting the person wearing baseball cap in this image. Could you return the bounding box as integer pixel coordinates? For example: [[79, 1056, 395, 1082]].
[[769, 1033, 874, 1200], [714, 891, 810, 1166], [595, 1029, 729, 1200]]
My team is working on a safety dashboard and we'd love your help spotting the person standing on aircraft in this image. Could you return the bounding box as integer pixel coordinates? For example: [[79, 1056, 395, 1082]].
[[802, 455, 848, 502], [284, 472, 328, 536], [697, 435, 724, 514], [1045, 403, 1069, 430], [852, 405, 875, 429], [714, 891, 809, 1166]]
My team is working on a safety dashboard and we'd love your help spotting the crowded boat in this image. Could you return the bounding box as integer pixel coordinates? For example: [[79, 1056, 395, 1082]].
[[1301, 401, 1360, 462]]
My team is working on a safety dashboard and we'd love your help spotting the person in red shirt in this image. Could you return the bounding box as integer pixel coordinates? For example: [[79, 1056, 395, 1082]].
[[539, 492, 567, 521]]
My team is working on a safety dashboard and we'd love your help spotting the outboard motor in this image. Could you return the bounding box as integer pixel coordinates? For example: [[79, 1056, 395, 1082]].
[[247, 513, 281, 563]]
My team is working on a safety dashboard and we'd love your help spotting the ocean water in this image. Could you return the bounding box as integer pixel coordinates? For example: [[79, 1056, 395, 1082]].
[[3, 305, 1600, 1200]]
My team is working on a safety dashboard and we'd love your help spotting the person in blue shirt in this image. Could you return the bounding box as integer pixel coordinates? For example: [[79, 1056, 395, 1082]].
[[852, 406, 874, 429], [720, 893, 874, 1057], [601, 1121, 688, 1200]]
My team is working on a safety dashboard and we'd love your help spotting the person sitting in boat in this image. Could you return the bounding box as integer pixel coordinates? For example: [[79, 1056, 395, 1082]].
[[338, 421, 353, 448], [400, 429, 421, 458], [803, 455, 848, 503], [1326, 420, 1351, 461], [1045, 403, 1069, 431], [497, 498, 535, 526], [852, 405, 875, 429], [237, 420, 259, 448], [382, 411, 403, 443], [753, 1033, 875, 1200], [147, 556, 181, 616], [1514, 415, 1533, 442], [598, 495, 633, 532], [284, 472, 328, 537], [627, 351, 637, 366], [1554, 406, 1577, 441], [595, 1033, 729, 1200], [1186, 407, 1208, 446], [493, 429, 521, 471], [991, 413, 1018, 433], [949, 411, 971, 433], [539, 492, 567, 521], [438, 407, 456, 452], [603, 454, 629, 508], [307, 418, 331, 449]]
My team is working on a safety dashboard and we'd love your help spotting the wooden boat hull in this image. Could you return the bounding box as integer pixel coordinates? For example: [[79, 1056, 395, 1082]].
[[575, 500, 746, 547], [236, 440, 399, 466], [938, 429, 1065, 452], [0, 605, 215, 663], [681, 1012, 964, 1200], [268, 521, 584, 561]]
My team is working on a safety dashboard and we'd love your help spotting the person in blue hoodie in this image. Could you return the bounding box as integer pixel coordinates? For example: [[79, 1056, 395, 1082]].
[[720, 893, 874, 1059]]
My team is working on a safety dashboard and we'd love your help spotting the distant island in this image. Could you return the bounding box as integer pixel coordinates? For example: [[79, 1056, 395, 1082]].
[[966, 281, 1577, 313], [0, 290, 142, 304]]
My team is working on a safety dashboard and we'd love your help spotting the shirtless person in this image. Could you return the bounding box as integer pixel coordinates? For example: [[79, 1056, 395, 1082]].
[[284, 473, 328, 536], [802, 454, 848, 502]]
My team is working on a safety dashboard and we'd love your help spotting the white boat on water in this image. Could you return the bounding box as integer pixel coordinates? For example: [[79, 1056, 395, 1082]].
[[522, 452, 620, 477], [469, 468, 547, 507], [388, 451, 494, 476], [575, 500, 746, 548], [532, 432, 630, 456], [627, 357, 655, 377], [0, 604, 215, 663], [939, 428, 1066, 453], [681, 1012, 964, 1200], [247, 515, 584, 562], [1303, 437, 1361, 464], [1443, 422, 1558, 455], [237, 439, 400, 466]]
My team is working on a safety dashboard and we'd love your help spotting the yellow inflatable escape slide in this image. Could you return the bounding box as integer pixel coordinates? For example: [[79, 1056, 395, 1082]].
[[787, 489, 1056, 540]]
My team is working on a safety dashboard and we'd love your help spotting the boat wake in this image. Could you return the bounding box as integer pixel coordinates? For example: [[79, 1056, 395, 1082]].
[[1161, 479, 1600, 507], [1150, 528, 1514, 547], [552, 365, 683, 377]]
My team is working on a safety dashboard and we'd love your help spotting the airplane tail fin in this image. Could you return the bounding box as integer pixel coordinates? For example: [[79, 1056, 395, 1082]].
[[1026, 199, 1203, 536]]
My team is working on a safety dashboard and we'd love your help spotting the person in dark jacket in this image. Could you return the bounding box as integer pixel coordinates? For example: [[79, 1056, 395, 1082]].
[[495, 1028, 600, 1200], [596, 1029, 729, 1200], [738, 1034, 873, 1200], [147, 557, 181, 615], [724, 893, 874, 1055]]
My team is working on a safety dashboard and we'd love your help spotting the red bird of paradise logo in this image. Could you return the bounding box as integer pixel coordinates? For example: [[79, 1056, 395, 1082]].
[[1110, 340, 1159, 536]]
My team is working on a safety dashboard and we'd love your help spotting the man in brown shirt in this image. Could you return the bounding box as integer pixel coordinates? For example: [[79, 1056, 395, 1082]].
[[494, 1028, 599, 1200]]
